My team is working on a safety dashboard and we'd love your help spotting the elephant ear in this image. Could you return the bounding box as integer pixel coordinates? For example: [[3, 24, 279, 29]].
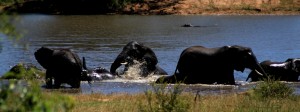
[[34, 47, 54, 69], [229, 45, 252, 72]]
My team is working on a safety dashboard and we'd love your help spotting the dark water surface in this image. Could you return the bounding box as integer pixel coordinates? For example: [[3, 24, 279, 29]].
[[1, 15, 300, 94]]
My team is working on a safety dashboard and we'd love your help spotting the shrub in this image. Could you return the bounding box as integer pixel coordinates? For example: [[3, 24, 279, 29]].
[[252, 77, 295, 99], [0, 80, 74, 112], [1, 63, 45, 80], [139, 83, 190, 112]]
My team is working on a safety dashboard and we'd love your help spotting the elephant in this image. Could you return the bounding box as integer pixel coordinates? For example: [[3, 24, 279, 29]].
[[247, 58, 300, 82], [82, 57, 115, 81], [156, 45, 266, 85], [34, 47, 91, 88], [110, 41, 168, 77]]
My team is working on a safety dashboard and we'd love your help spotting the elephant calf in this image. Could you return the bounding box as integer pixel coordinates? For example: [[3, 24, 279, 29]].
[[247, 58, 300, 82], [82, 57, 115, 81], [110, 41, 168, 77], [34, 47, 90, 88]]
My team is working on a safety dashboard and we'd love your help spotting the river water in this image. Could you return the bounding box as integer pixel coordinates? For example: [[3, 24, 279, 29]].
[[1, 15, 300, 94]]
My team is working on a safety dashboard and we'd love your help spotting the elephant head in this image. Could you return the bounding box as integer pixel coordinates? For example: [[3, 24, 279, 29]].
[[110, 41, 158, 76], [286, 58, 300, 73], [34, 47, 90, 88], [247, 58, 300, 82], [227, 46, 266, 80], [34, 47, 54, 69]]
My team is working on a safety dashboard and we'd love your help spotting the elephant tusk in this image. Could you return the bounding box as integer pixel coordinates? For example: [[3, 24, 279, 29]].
[[121, 62, 128, 65], [255, 69, 264, 76]]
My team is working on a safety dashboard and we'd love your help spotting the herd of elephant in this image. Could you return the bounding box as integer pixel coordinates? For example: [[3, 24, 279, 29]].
[[34, 41, 300, 88]]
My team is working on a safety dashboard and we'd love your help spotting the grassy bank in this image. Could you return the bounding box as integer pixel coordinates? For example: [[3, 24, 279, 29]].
[[70, 81, 300, 112], [70, 92, 300, 112]]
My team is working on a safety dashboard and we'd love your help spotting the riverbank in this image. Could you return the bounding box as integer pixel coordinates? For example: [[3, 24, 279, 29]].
[[65, 80, 299, 112], [70, 92, 300, 112], [122, 0, 300, 15], [1, 0, 300, 15]]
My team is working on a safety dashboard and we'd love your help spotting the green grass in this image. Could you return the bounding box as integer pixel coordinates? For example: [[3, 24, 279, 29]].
[[0, 75, 299, 112], [70, 91, 300, 112], [70, 81, 300, 112]]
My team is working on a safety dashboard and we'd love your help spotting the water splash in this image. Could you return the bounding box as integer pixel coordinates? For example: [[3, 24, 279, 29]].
[[109, 60, 162, 83], [121, 60, 144, 80]]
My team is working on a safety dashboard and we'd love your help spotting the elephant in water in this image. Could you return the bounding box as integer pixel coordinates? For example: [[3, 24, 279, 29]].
[[156, 45, 266, 85], [82, 57, 115, 81], [247, 58, 300, 82], [34, 47, 91, 88], [110, 41, 168, 77]]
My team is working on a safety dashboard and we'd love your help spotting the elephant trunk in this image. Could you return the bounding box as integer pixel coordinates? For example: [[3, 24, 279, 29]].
[[81, 57, 92, 84], [83, 57, 87, 70], [246, 63, 266, 81]]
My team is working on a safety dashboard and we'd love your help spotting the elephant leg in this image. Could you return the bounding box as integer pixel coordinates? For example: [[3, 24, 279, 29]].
[[69, 77, 81, 88], [70, 81, 80, 88], [53, 78, 62, 88], [226, 73, 235, 85], [45, 70, 53, 88], [219, 70, 235, 85]]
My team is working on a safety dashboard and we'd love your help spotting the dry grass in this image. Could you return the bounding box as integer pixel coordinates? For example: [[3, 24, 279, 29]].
[[70, 92, 300, 112], [71, 93, 144, 112]]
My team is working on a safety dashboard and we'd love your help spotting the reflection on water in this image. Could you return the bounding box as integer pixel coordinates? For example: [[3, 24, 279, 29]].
[[1, 15, 300, 94]]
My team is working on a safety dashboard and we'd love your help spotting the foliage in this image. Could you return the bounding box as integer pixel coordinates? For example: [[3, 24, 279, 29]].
[[139, 83, 190, 112], [0, 0, 23, 6], [1, 63, 45, 80], [0, 80, 75, 112], [0, 12, 22, 41], [252, 77, 295, 99]]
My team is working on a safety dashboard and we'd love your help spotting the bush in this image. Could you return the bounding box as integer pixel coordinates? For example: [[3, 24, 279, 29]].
[[1, 63, 45, 80], [252, 77, 295, 99], [0, 80, 74, 112], [0, 12, 22, 40], [0, 0, 24, 6], [139, 83, 190, 112]]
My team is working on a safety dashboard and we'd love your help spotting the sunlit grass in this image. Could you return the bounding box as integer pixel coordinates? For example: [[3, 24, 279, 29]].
[[71, 93, 143, 112], [70, 92, 300, 112], [70, 81, 300, 112]]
